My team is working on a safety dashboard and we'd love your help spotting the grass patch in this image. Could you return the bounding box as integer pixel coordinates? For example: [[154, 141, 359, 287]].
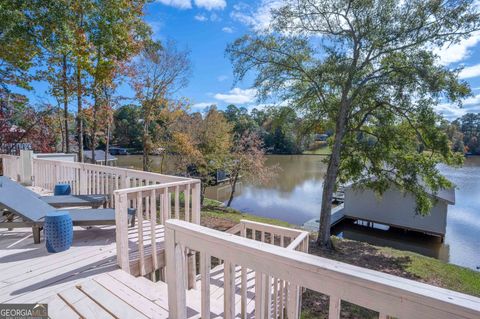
[[303, 145, 331, 155], [379, 246, 480, 296], [201, 198, 293, 229]]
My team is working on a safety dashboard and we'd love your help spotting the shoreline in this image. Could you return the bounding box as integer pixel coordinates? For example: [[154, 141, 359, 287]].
[[200, 197, 480, 314]]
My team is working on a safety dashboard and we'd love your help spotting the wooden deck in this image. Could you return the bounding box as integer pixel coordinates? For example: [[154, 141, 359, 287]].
[[0, 222, 165, 304], [40, 264, 258, 318]]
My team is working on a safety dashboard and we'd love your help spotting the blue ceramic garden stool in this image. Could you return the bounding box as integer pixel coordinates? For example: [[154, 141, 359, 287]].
[[54, 184, 71, 196], [44, 211, 73, 253]]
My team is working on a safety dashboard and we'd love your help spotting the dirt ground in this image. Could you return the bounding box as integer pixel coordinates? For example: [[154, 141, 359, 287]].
[[301, 239, 419, 319]]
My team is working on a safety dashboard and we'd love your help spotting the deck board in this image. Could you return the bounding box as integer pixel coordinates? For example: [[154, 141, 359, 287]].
[[0, 221, 166, 304]]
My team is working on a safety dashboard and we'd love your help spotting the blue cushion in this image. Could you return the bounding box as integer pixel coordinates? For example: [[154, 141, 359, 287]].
[[45, 211, 73, 253], [54, 184, 71, 196]]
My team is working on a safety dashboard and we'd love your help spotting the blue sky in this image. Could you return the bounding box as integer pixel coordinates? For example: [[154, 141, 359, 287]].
[[28, 0, 480, 120]]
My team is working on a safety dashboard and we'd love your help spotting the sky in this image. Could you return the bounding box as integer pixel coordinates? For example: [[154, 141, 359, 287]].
[[27, 0, 480, 121]]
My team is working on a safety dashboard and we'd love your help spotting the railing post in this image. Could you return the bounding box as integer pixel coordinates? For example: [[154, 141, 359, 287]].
[[165, 225, 187, 318], [241, 222, 248, 318], [191, 181, 201, 224], [255, 272, 266, 318], [287, 282, 301, 319], [115, 192, 130, 273], [19, 150, 33, 185]]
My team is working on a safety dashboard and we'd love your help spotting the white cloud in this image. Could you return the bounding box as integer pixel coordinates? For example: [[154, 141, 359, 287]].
[[210, 12, 221, 21], [217, 75, 228, 82], [231, 0, 283, 32], [194, 0, 226, 10], [459, 64, 480, 79], [435, 94, 480, 120], [146, 21, 163, 39], [194, 14, 208, 21], [214, 87, 257, 104], [436, 31, 480, 65], [222, 27, 234, 33], [156, 0, 192, 9], [192, 102, 216, 109]]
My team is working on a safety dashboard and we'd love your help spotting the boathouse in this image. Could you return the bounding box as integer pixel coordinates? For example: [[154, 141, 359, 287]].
[[343, 182, 455, 239]]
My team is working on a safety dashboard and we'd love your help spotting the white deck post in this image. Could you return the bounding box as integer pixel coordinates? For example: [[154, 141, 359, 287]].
[[165, 226, 187, 318], [115, 193, 130, 273], [19, 150, 33, 185]]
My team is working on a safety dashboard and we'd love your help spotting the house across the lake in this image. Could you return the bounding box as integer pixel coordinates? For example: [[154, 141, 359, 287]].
[[83, 149, 117, 165]]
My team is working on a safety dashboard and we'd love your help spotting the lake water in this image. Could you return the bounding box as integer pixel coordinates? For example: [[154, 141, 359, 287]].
[[117, 154, 480, 270]]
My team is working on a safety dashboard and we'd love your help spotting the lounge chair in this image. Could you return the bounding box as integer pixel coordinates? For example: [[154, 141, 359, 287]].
[[0, 177, 134, 243]]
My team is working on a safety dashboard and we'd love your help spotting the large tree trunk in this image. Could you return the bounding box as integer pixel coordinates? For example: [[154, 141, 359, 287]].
[[62, 54, 70, 153], [76, 63, 84, 162], [317, 97, 350, 248], [227, 172, 239, 207]]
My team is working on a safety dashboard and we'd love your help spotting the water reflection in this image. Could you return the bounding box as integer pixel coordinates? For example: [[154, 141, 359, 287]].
[[117, 154, 480, 270]]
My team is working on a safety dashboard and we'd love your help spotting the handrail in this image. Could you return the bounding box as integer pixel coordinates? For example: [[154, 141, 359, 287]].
[[165, 219, 480, 319], [33, 158, 188, 182], [115, 180, 201, 281], [31, 158, 198, 207], [227, 219, 308, 251]]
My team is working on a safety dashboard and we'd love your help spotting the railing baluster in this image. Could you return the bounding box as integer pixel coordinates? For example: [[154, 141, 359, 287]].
[[185, 184, 190, 222], [150, 189, 157, 274], [200, 252, 211, 319], [224, 261, 236, 319], [136, 191, 145, 276], [255, 272, 265, 318], [163, 188, 169, 222], [279, 279, 284, 319], [273, 277, 278, 318], [328, 295, 341, 319], [264, 275, 272, 319], [175, 186, 180, 219]]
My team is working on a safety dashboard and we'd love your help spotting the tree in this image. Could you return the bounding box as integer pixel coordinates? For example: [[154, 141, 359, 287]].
[[227, 0, 479, 248], [87, 0, 150, 163], [130, 40, 191, 171], [458, 113, 480, 154], [113, 105, 143, 149], [0, 0, 39, 118], [171, 107, 233, 204], [225, 131, 276, 207], [223, 104, 258, 136]]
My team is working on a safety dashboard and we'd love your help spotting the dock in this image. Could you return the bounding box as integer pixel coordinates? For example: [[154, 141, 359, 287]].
[[302, 205, 346, 232]]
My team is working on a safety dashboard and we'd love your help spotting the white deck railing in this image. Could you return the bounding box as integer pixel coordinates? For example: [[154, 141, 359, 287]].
[[1, 153, 201, 279], [114, 181, 201, 278], [226, 220, 309, 317], [165, 219, 480, 319], [32, 158, 192, 207], [0, 154, 22, 181]]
